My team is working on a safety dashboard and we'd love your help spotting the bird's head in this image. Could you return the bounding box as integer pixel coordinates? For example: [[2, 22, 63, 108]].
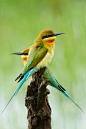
[[11, 48, 29, 66], [36, 29, 65, 44]]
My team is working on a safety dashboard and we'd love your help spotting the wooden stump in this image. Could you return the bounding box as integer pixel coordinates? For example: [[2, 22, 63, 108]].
[[25, 67, 51, 129]]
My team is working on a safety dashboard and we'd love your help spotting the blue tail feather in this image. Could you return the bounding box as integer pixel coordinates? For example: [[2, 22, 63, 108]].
[[43, 68, 84, 113], [61, 91, 85, 113], [1, 68, 37, 114]]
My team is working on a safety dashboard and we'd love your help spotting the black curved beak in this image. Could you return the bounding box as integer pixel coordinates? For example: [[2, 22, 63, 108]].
[[10, 52, 28, 55], [10, 52, 23, 55], [54, 33, 66, 36]]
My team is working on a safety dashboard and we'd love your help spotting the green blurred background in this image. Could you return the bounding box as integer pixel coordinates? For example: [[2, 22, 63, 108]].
[[0, 0, 86, 129]]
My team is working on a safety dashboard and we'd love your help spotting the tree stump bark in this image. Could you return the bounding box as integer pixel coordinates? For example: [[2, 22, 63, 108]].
[[25, 67, 51, 129]]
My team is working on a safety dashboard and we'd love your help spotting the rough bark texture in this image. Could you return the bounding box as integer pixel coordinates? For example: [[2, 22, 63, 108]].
[[25, 67, 51, 129]]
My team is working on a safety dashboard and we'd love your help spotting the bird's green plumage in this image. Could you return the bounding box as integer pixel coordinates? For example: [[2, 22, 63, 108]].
[[22, 45, 48, 75], [43, 67, 66, 92]]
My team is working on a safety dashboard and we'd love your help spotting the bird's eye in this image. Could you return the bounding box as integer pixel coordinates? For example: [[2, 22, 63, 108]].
[[42, 35, 49, 39]]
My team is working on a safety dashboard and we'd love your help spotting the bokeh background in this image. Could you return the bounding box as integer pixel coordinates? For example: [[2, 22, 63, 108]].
[[0, 0, 86, 129]]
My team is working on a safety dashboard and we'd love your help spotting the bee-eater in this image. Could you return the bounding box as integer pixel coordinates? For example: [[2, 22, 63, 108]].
[[11, 49, 84, 113], [2, 29, 65, 113]]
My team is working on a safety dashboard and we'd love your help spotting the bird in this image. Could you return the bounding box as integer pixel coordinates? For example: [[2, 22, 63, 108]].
[[11, 48, 84, 113], [2, 29, 65, 113]]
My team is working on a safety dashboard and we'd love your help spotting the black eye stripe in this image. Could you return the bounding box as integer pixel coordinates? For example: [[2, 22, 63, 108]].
[[42, 34, 54, 39]]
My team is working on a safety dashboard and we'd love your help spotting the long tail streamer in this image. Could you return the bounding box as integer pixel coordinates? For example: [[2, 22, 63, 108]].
[[1, 68, 37, 114]]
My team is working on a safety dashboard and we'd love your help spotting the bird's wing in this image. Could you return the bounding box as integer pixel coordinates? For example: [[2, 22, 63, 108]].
[[15, 45, 48, 82], [22, 46, 48, 74], [43, 67, 66, 92]]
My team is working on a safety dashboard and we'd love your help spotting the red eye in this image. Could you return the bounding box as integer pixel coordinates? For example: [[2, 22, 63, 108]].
[[47, 35, 49, 37]]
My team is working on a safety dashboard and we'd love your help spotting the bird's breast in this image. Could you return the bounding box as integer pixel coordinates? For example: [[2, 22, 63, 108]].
[[37, 48, 54, 68]]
